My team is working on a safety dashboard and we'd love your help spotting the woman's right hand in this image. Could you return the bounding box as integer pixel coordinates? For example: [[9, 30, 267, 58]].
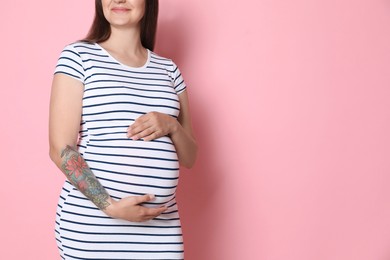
[[103, 194, 168, 222]]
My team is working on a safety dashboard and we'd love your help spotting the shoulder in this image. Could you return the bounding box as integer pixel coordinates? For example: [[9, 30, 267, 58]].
[[57, 41, 104, 70], [149, 51, 187, 93], [55, 41, 97, 82], [60, 41, 99, 55], [149, 51, 178, 72]]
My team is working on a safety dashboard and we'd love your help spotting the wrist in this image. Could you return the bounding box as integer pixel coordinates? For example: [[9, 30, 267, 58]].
[[169, 118, 180, 136], [103, 197, 117, 217]]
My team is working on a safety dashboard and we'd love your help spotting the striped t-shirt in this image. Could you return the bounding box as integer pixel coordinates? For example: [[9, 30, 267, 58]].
[[54, 41, 187, 260]]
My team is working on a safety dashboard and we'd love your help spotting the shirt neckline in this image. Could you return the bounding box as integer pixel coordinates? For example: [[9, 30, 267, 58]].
[[94, 42, 150, 70]]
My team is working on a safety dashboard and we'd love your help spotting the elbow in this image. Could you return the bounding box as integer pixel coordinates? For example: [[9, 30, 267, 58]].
[[181, 160, 195, 169], [185, 161, 196, 169], [49, 143, 64, 165], [49, 146, 59, 164], [181, 144, 198, 169]]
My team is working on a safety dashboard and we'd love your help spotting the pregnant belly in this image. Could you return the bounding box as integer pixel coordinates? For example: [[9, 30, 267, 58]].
[[80, 135, 179, 205]]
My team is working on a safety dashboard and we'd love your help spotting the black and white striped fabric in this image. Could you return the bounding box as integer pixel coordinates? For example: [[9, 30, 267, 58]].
[[54, 42, 186, 260]]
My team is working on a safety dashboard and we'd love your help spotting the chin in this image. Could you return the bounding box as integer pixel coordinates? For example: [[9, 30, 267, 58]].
[[110, 19, 140, 28]]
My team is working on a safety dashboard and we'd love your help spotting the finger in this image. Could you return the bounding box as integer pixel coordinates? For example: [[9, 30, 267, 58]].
[[127, 122, 145, 136], [142, 131, 160, 141], [130, 126, 155, 140], [133, 194, 155, 204], [143, 205, 168, 218], [127, 122, 152, 138], [134, 113, 153, 126], [127, 116, 149, 134]]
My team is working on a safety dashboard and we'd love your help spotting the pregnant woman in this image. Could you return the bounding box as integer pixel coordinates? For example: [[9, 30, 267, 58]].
[[48, 0, 197, 259]]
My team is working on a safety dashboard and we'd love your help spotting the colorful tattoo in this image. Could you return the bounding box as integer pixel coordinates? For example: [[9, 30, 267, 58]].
[[60, 145, 110, 210]]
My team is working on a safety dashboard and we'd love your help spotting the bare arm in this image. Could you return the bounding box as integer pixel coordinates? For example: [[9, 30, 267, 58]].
[[49, 73, 166, 220], [127, 90, 198, 168], [49, 74, 111, 210], [169, 90, 198, 168]]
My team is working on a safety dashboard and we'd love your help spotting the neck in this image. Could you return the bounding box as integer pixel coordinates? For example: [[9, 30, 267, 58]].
[[104, 25, 144, 55]]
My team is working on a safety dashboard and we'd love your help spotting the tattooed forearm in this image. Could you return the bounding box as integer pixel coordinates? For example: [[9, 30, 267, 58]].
[[60, 145, 110, 210]]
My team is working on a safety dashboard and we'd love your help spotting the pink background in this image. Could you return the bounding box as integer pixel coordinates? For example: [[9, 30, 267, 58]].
[[1, 0, 390, 259]]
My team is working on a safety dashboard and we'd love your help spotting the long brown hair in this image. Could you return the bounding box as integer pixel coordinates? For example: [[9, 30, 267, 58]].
[[82, 0, 159, 51]]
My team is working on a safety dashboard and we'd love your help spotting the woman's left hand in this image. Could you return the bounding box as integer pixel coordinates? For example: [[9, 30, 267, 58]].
[[127, 112, 178, 141]]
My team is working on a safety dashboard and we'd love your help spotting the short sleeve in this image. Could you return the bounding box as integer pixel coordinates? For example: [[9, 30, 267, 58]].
[[54, 44, 85, 83], [171, 61, 187, 95]]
